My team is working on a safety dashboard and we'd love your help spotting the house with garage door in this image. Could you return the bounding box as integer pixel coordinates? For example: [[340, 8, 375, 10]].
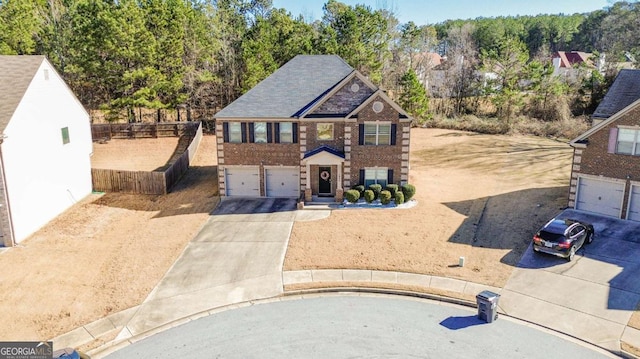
[[0, 56, 93, 246], [214, 55, 411, 202], [568, 69, 640, 220]]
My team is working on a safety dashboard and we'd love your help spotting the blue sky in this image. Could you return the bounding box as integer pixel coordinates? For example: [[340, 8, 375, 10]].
[[271, 0, 621, 25]]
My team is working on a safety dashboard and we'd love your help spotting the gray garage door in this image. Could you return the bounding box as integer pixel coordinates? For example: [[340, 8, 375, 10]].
[[575, 177, 624, 218], [265, 168, 299, 197], [225, 167, 260, 196], [627, 185, 640, 222]]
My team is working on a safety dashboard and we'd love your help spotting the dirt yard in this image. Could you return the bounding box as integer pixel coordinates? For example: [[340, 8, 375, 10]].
[[0, 135, 218, 341], [284, 128, 574, 287], [0, 128, 581, 343]]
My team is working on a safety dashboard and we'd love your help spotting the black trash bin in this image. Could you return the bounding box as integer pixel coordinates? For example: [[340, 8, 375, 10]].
[[476, 290, 500, 323]]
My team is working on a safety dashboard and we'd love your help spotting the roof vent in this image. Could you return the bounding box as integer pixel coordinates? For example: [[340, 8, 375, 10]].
[[372, 101, 384, 113]]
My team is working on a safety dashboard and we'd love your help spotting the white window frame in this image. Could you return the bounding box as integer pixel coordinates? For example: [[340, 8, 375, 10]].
[[364, 167, 388, 188], [279, 122, 293, 143], [364, 122, 391, 145], [253, 122, 267, 143], [317, 123, 334, 140], [229, 122, 242, 143], [617, 127, 640, 155]]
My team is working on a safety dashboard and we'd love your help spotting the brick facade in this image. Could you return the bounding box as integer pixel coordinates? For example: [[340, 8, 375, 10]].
[[569, 103, 640, 217], [216, 71, 411, 202]]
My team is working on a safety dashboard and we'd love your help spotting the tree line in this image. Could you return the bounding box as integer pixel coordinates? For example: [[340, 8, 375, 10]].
[[0, 0, 638, 126]]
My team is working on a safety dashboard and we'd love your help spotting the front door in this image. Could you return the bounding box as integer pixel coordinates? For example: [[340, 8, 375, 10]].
[[318, 166, 331, 196]]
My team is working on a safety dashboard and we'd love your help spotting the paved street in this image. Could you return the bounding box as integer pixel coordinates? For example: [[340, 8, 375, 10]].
[[104, 294, 613, 359]]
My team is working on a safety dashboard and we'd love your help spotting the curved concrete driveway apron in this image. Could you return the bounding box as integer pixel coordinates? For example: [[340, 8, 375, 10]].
[[114, 198, 297, 341], [499, 209, 640, 353]]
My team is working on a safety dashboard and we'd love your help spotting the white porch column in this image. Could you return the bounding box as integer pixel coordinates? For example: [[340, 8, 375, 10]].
[[306, 163, 311, 189]]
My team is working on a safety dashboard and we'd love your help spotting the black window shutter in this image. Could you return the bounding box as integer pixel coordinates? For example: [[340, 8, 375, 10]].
[[241, 122, 247, 143], [274, 123, 280, 143], [248, 122, 255, 143], [360, 169, 365, 185], [391, 124, 397, 145], [387, 169, 394, 184], [359, 124, 364, 145], [267, 123, 273, 143], [293, 123, 298, 143], [223, 122, 229, 143]]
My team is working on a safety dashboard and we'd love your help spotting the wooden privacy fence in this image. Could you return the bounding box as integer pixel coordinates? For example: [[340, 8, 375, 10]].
[[91, 122, 201, 141], [91, 122, 203, 195]]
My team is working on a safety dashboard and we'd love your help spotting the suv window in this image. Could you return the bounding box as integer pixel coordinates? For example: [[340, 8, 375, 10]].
[[568, 225, 584, 238]]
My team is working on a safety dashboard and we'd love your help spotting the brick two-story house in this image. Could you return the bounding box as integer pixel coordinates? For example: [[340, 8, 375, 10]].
[[214, 55, 411, 202], [568, 69, 640, 220]]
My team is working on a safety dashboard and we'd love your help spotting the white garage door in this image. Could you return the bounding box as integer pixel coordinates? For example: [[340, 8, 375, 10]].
[[627, 185, 640, 222], [265, 168, 299, 197], [225, 167, 260, 196], [575, 177, 624, 218]]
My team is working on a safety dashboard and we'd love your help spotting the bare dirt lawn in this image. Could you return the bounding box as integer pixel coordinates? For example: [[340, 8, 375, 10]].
[[285, 128, 573, 287], [0, 135, 218, 341]]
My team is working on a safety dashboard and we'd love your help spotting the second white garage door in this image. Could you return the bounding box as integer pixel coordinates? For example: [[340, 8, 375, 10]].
[[225, 167, 260, 196], [575, 176, 624, 218], [627, 184, 640, 222], [265, 167, 299, 197]]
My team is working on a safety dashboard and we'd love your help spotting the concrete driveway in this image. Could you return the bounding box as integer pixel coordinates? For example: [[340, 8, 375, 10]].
[[115, 198, 297, 341], [500, 209, 640, 352]]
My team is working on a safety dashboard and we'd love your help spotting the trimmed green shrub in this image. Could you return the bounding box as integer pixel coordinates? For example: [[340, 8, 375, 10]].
[[385, 184, 399, 197], [352, 184, 365, 196], [395, 191, 405, 205], [401, 184, 416, 201], [363, 189, 375, 203], [380, 190, 392, 205], [368, 184, 382, 199], [345, 189, 360, 203]]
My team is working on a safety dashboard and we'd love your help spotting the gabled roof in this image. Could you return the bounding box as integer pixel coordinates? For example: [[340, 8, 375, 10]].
[[303, 145, 345, 159], [571, 98, 640, 146], [215, 55, 354, 119], [553, 51, 592, 68], [0, 55, 45, 131], [593, 69, 640, 120]]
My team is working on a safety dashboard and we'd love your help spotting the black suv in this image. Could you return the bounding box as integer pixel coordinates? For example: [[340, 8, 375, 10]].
[[533, 217, 594, 261]]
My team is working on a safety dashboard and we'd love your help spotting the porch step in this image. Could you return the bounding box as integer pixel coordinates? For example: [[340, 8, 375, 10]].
[[302, 202, 339, 210]]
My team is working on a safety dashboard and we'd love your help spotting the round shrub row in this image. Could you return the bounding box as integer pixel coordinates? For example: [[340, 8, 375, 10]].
[[385, 184, 399, 197], [345, 189, 360, 203], [363, 189, 375, 203], [352, 184, 365, 196], [368, 184, 382, 199], [395, 191, 405, 204], [401, 184, 416, 201], [380, 190, 392, 205]]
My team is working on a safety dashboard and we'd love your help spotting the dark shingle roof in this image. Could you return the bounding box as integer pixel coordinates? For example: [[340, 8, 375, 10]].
[[0, 55, 45, 131], [215, 55, 354, 119], [593, 69, 640, 120]]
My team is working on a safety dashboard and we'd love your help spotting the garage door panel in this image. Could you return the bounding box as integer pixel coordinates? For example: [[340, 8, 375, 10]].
[[576, 177, 623, 218], [628, 186, 640, 222], [266, 168, 299, 197], [226, 168, 260, 196]]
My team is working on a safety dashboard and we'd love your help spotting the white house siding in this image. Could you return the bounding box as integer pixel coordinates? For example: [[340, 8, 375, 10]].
[[2, 60, 92, 243]]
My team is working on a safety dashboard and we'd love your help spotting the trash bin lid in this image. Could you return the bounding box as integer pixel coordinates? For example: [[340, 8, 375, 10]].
[[476, 290, 500, 301]]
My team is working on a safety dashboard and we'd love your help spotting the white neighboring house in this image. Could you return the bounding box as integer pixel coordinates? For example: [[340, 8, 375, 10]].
[[0, 56, 93, 246]]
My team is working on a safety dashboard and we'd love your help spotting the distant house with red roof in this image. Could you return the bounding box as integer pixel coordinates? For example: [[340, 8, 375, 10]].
[[552, 51, 593, 69]]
